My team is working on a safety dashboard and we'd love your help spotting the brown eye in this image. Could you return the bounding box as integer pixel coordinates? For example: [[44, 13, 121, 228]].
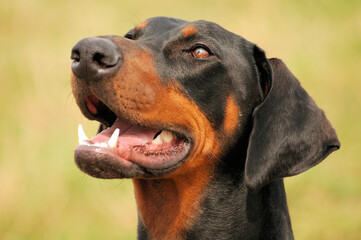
[[191, 47, 210, 58]]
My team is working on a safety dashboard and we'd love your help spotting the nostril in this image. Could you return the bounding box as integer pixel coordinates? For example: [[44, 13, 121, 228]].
[[93, 52, 110, 68], [93, 51, 120, 69], [71, 49, 81, 62], [93, 52, 104, 66]]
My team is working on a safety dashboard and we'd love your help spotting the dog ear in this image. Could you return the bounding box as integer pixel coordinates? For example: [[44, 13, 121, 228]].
[[244, 46, 340, 193]]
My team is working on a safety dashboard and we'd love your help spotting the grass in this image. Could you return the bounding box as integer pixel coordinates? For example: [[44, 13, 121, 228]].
[[0, 0, 360, 239]]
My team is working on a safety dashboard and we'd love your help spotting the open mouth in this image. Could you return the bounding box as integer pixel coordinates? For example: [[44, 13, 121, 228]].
[[75, 93, 191, 178]]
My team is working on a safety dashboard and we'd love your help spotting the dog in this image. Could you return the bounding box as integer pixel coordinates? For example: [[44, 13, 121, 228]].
[[70, 17, 340, 239]]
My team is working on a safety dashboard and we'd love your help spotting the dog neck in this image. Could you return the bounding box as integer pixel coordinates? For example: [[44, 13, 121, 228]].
[[132, 164, 212, 240], [133, 170, 294, 240]]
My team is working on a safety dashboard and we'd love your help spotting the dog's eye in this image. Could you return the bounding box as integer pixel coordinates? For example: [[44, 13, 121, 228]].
[[191, 47, 211, 59]]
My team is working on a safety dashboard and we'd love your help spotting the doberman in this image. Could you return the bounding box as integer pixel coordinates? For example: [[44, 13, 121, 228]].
[[70, 17, 340, 240]]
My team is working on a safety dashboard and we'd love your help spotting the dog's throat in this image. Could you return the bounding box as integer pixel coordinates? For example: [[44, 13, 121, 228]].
[[133, 175, 209, 239]]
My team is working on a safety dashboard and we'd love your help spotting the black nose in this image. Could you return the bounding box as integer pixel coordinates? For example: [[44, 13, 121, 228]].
[[71, 37, 122, 80]]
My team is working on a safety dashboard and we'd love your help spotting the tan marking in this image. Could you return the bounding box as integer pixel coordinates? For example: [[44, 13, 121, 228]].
[[223, 95, 240, 135], [182, 25, 198, 38], [136, 20, 149, 31], [133, 164, 213, 239]]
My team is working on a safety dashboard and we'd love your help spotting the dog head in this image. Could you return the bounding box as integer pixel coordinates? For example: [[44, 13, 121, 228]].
[[71, 17, 339, 191]]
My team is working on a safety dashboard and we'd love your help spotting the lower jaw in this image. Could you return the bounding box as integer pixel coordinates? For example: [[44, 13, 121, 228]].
[[74, 140, 191, 179], [75, 145, 141, 178]]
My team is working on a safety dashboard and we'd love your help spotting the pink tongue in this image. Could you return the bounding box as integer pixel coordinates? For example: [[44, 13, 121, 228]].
[[89, 118, 160, 146]]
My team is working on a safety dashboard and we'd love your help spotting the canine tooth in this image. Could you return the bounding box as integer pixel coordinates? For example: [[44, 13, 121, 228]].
[[78, 124, 89, 144], [161, 131, 174, 143], [152, 133, 163, 145], [108, 128, 120, 148]]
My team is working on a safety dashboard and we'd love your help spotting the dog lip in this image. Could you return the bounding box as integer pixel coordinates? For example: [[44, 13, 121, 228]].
[[74, 145, 141, 179], [85, 94, 100, 115], [75, 138, 192, 177]]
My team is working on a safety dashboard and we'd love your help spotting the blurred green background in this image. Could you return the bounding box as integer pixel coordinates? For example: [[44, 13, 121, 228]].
[[0, 0, 360, 239]]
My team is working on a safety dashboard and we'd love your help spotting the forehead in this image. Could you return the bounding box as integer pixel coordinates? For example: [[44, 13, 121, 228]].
[[136, 17, 187, 33], [132, 17, 240, 44]]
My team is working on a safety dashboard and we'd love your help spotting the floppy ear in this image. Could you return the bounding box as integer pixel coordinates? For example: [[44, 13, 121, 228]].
[[244, 46, 340, 192]]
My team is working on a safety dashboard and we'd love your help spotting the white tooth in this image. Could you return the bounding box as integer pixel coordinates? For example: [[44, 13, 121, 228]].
[[93, 142, 107, 148], [160, 131, 174, 143], [152, 133, 164, 145], [108, 128, 120, 148], [78, 124, 89, 144]]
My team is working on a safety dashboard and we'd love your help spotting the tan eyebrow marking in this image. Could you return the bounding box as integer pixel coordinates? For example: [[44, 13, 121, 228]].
[[136, 20, 149, 31], [182, 25, 198, 38]]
